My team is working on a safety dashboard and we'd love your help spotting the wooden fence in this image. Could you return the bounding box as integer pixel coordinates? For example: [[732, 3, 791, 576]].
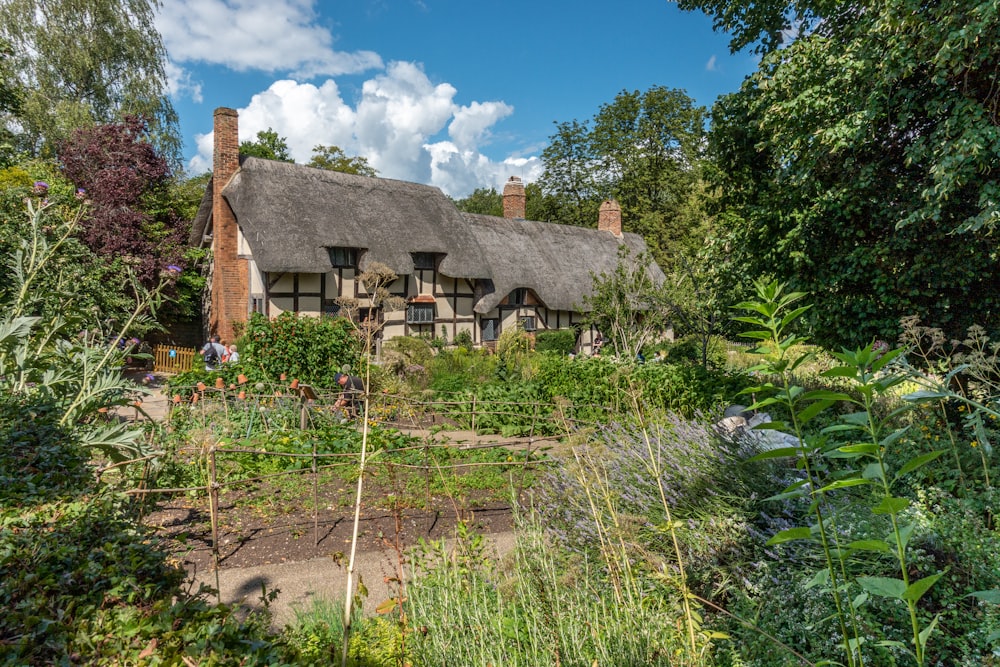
[[153, 344, 197, 374]]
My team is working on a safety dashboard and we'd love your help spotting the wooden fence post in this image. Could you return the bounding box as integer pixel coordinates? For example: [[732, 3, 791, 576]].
[[208, 445, 221, 601]]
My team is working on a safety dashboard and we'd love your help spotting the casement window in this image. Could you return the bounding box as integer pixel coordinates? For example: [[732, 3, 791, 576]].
[[481, 318, 499, 342], [327, 247, 357, 268], [411, 252, 437, 270], [251, 296, 265, 314], [407, 303, 434, 324], [519, 316, 536, 332], [509, 288, 527, 305]]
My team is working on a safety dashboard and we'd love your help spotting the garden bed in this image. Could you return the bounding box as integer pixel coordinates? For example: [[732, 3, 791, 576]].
[[143, 473, 518, 572]]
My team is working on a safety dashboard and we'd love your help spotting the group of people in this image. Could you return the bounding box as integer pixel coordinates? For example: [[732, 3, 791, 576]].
[[200, 335, 239, 370]]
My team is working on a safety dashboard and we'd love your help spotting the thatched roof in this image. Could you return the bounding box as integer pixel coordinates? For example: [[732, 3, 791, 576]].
[[190, 157, 665, 314], [462, 213, 665, 314], [207, 158, 493, 278]]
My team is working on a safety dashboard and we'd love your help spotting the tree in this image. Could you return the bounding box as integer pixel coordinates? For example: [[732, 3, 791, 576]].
[[539, 88, 709, 269], [453, 187, 502, 216], [582, 246, 669, 360], [699, 0, 1000, 348], [240, 129, 293, 162], [59, 116, 188, 288], [307, 144, 377, 176], [0, 0, 179, 162]]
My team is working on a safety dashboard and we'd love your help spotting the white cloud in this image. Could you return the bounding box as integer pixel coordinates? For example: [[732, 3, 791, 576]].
[[156, 0, 382, 76], [449, 101, 513, 151], [164, 60, 203, 103], [187, 65, 537, 197], [705, 55, 718, 72]]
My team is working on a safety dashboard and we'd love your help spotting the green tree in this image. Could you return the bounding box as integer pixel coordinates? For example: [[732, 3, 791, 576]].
[[0, 0, 179, 162], [582, 246, 669, 359], [699, 0, 1000, 348], [539, 87, 709, 268], [453, 187, 502, 215], [307, 144, 377, 176], [240, 128, 293, 162]]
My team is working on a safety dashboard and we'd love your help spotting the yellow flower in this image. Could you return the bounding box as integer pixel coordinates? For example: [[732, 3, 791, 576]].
[[971, 441, 979, 448]]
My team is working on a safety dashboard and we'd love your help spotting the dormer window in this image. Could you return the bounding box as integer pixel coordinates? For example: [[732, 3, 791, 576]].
[[328, 247, 357, 268], [509, 288, 528, 305], [411, 252, 437, 270]]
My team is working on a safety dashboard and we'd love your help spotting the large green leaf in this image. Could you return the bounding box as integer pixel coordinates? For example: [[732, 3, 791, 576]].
[[857, 576, 906, 599], [903, 573, 943, 602]]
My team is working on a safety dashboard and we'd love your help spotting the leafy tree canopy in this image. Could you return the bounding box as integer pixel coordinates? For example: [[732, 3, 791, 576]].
[[0, 0, 179, 162], [702, 0, 1000, 347], [59, 116, 188, 288], [240, 128, 293, 162], [307, 144, 377, 176], [539, 86, 709, 268]]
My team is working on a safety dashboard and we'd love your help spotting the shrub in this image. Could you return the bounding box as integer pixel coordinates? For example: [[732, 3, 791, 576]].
[[239, 311, 360, 388], [534, 328, 577, 355]]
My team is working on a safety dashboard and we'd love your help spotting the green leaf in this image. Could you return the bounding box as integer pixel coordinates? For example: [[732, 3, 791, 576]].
[[903, 390, 949, 402], [879, 426, 910, 449], [968, 589, 1000, 604], [797, 398, 833, 424], [903, 573, 943, 602], [918, 613, 940, 651], [848, 540, 891, 553], [818, 477, 870, 492], [838, 443, 877, 455], [767, 527, 813, 546], [747, 446, 802, 462], [804, 568, 830, 590], [862, 462, 885, 482], [897, 523, 915, 550], [894, 450, 946, 481], [857, 576, 906, 599], [872, 496, 910, 514]]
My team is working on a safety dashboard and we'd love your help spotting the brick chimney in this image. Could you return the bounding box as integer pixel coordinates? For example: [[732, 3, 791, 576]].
[[502, 176, 525, 219], [598, 199, 623, 237], [210, 107, 248, 344]]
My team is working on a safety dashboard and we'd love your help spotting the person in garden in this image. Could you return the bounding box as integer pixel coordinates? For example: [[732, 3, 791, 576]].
[[333, 372, 365, 420], [225, 344, 240, 363], [200, 335, 226, 371]]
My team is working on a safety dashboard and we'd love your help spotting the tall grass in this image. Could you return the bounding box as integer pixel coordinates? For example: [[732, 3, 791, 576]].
[[405, 514, 698, 666]]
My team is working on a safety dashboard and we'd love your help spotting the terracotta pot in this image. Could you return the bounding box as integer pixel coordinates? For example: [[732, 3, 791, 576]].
[[229, 383, 236, 390], [237, 374, 248, 385], [275, 390, 282, 397], [133, 400, 142, 408], [97, 407, 108, 414], [215, 377, 225, 389], [173, 394, 181, 404], [290, 378, 300, 389], [280, 373, 287, 381], [191, 393, 199, 403], [237, 390, 246, 400], [196, 381, 206, 392]]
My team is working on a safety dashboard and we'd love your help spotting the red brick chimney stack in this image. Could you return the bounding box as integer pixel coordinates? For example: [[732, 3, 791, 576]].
[[598, 199, 623, 237], [210, 107, 247, 344], [502, 176, 526, 219]]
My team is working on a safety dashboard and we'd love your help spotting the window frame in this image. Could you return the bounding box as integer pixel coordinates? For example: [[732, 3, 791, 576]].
[[406, 302, 435, 324], [327, 247, 357, 268]]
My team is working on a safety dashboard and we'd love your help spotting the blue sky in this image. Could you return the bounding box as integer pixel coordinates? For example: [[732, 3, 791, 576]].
[[156, 0, 757, 197]]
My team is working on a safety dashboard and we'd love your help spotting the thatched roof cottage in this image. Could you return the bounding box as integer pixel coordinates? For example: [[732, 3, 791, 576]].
[[192, 107, 663, 353]]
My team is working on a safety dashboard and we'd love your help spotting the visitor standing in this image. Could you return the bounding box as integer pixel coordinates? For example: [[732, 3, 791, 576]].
[[201, 335, 226, 371]]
